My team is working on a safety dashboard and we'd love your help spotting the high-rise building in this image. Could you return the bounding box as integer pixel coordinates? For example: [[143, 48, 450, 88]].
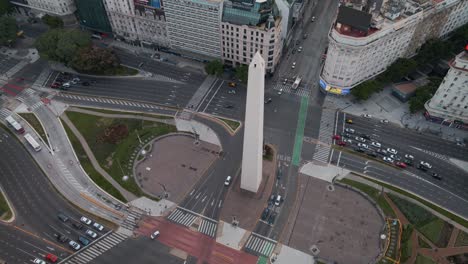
[[425, 47, 468, 127], [164, 0, 223, 59], [75, 0, 112, 34], [103, 0, 169, 48], [221, 0, 282, 73], [11, 0, 77, 24], [320, 0, 468, 95]]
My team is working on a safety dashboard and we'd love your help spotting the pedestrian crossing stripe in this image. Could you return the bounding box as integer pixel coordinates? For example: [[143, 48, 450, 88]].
[[168, 208, 198, 227], [56, 94, 165, 111], [198, 219, 217, 237], [273, 83, 310, 98], [245, 234, 276, 257]]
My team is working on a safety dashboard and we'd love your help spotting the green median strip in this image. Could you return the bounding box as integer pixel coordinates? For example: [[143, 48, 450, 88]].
[[18, 113, 49, 148], [0, 190, 12, 221], [292, 96, 309, 166]]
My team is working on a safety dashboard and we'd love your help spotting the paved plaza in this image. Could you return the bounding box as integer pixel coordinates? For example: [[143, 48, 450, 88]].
[[288, 176, 384, 264], [135, 135, 220, 203]]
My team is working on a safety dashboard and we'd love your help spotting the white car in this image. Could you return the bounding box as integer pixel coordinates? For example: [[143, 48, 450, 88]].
[[382, 157, 394, 163], [278, 88, 283, 95], [33, 259, 46, 264], [80, 216, 92, 225], [371, 142, 381, 148], [151, 230, 160, 240], [419, 161, 432, 169], [311, 16, 316, 22], [404, 154, 414, 160], [291, 62, 296, 69], [345, 128, 355, 133], [386, 148, 398, 155], [62, 82, 71, 88], [224, 176, 232, 186], [69, 240, 81, 251], [380, 119, 389, 124], [390, 154, 400, 160], [355, 136, 366, 143], [93, 222, 104, 231], [283, 78, 287, 85], [362, 114, 372, 118], [343, 138, 352, 144], [85, 229, 98, 239], [357, 143, 368, 149]]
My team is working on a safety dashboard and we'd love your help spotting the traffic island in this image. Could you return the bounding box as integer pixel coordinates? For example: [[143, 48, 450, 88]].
[[0, 186, 14, 222], [134, 133, 221, 203], [218, 148, 277, 231]]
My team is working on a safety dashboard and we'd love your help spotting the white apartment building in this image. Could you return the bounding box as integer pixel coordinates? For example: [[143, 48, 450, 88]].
[[320, 0, 468, 95], [425, 49, 468, 124], [11, 0, 76, 17], [164, 0, 223, 59], [103, 0, 169, 47]]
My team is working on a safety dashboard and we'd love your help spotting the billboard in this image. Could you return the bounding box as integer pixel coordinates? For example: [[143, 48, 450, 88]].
[[135, 0, 161, 9], [319, 78, 351, 95]]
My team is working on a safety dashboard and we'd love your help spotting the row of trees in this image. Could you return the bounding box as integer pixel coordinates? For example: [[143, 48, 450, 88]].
[[205, 60, 249, 84], [35, 29, 123, 75], [0, 16, 17, 46], [351, 23, 468, 103]]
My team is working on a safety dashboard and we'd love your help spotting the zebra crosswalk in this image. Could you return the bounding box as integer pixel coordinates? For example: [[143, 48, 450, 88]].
[[0, 108, 12, 120], [120, 209, 144, 231], [244, 233, 276, 257], [64, 231, 129, 264], [198, 218, 217, 237], [272, 83, 310, 98], [56, 93, 167, 110], [167, 207, 197, 227], [313, 97, 337, 164]]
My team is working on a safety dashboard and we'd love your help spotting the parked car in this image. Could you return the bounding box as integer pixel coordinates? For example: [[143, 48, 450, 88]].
[[355, 136, 366, 143], [361, 134, 371, 140], [404, 154, 414, 160], [78, 236, 90, 246], [366, 151, 378, 158], [224, 104, 234, 109], [57, 213, 69, 222], [390, 154, 401, 161], [395, 161, 407, 168], [404, 159, 413, 166], [337, 141, 346, 146], [85, 229, 98, 239], [371, 142, 381, 148], [224, 176, 232, 186], [431, 172, 442, 180], [383, 157, 394, 163], [346, 119, 353, 124], [45, 253, 58, 263], [362, 114, 372, 118], [380, 119, 389, 124], [55, 233, 68, 243], [93, 222, 104, 231], [69, 240, 81, 251], [377, 149, 388, 155], [51, 82, 61, 89], [357, 143, 369, 149], [261, 208, 270, 220], [267, 212, 276, 225], [343, 138, 352, 144], [274, 195, 282, 206], [228, 82, 236, 87], [80, 216, 92, 225], [386, 148, 398, 155], [344, 128, 355, 133], [33, 258, 46, 264], [419, 161, 432, 169], [332, 134, 341, 140], [72, 222, 83, 230], [82, 81, 90, 86]]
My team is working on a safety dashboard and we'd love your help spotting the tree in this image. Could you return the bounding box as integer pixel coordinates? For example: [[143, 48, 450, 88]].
[[42, 14, 63, 29], [408, 77, 441, 113], [351, 80, 382, 101], [235, 65, 248, 84], [378, 58, 418, 83], [71, 46, 120, 74], [35, 29, 91, 65], [0, 0, 12, 16], [0, 16, 17, 46], [205, 60, 224, 77]]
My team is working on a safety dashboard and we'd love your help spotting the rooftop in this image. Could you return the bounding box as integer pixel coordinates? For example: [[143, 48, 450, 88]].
[[336, 6, 372, 32]]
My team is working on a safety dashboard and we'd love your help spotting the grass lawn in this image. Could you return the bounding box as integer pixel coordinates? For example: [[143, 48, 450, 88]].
[[66, 111, 176, 197], [62, 121, 127, 202], [19, 113, 48, 147], [455, 231, 468, 247], [339, 178, 396, 217], [400, 239, 412, 263], [74, 107, 174, 119], [419, 218, 449, 246], [0, 191, 12, 221], [418, 237, 432, 248], [415, 254, 436, 264], [218, 117, 240, 131], [360, 175, 468, 228], [388, 194, 435, 227]]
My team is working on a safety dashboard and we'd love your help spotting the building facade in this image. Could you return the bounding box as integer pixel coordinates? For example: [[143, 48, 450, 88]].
[[221, 0, 282, 73], [11, 0, 77, 24], [320, 0, 468, 95], [164, 0, 223, 59], [103, 0, 169, 47], [75, 0, 112, 34], [425, 48, 468, 125]]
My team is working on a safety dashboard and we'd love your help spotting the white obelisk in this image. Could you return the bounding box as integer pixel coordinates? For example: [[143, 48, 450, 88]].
[[240, 52, 265, 193]]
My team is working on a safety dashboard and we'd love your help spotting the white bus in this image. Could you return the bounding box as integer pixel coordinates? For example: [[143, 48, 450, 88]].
[[5, 116, 25, 134], [292, 76, 302, 90], [24, 133, 42, 152]]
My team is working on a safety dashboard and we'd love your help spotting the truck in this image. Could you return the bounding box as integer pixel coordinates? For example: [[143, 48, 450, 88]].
[[292, 76, 302, 90], [5, 115, 25, 134]]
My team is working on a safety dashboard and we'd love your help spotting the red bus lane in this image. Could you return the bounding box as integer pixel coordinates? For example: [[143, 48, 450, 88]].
[[136, 217, 258, 264]]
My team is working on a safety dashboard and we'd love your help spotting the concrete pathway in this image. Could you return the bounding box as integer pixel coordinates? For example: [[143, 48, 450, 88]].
[[299, 162, 349, 182], [60, 114, 137, 202], [128, 197, 175, 217], [448, 228, 460, 248]]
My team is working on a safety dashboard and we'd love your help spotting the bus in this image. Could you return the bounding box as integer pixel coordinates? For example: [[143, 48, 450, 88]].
[[5, 116, 25, 134], [24, 133, 42, 152], [292, 76, 302, 90]]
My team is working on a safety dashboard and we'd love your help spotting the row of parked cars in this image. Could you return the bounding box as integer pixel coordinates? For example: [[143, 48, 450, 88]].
[[50, 72, 92, 90], [260, 194, 283, 225], [334, 128, 441, 180], [56, 212, 105, 251]]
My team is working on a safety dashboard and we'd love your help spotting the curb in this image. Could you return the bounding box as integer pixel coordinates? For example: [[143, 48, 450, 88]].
[[0, 185, 16, 223], [16, 112, 53, 153]]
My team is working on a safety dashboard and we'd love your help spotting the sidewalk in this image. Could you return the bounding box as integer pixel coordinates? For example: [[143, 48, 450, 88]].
[[326, 89, 468, 143]]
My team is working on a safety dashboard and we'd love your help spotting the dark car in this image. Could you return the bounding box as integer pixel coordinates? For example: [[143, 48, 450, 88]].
[[267, 212, 277, 225], [264, 98, 272, 104], [51, 82, 61, 89], [55, 233, 69, 243], [355, 147, 365, 153], [82, 81, 90, 86], [431, 172, 442, 180], [78, 236, 90, 246], [57, 212, 69, 222], [72, 222, 83, 230], [261, 208, 270, 220], [404, 159, 413, 166], [341, 133, 352, 138], [225, 104, 234, 109], [417, 164, 428, 171], [361, 134, 371, 140], [366, 151, 377, 158], [277, 168, 282, 180]]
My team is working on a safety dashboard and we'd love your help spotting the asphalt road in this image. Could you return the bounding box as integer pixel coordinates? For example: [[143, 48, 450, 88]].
[[0, 127, 109, 263]]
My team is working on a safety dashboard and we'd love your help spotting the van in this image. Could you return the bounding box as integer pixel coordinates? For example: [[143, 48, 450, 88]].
[[274, 195, 282, 206], [224, 176, 232, 186], [57, 212, 69, 222]]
